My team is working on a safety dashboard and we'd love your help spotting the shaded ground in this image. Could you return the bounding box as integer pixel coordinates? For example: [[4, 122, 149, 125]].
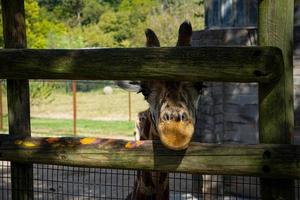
[[0, 162, 263, 200]]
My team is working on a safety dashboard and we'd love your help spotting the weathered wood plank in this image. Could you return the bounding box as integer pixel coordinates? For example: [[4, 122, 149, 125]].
[[0, 47, 283, 83], [0, 136, 300, 179], [1, 0, 33, 199], [258, 0, 294, 199]]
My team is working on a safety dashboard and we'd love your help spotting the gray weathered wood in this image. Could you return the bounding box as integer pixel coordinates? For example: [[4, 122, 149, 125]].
[[258, 0, 294, 199], [0, 47, 283, 83], [1, 0, 33, 199], [0, 136, 300, 179]]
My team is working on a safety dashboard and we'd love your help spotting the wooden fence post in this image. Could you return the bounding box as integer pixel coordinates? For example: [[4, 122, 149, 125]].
[[258, 0, 294, 199], [0, 80, 3, 130], [1, 0, 33, 199]]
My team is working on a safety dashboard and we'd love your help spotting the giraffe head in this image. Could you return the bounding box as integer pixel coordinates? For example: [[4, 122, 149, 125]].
[[118, 21, 203, 150]]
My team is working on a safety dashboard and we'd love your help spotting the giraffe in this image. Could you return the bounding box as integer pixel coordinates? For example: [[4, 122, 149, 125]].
[[118, 21, 204, 200]]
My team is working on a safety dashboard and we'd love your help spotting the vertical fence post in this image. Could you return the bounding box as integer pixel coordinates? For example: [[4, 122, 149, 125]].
[[128, 92, 132, 121], [72, 80, 77, 136], [1, 0, 33, 199], [0, 80, 3, 130], [258, 0, 294, 199]]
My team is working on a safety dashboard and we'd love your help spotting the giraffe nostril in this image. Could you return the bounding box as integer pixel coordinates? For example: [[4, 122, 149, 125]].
[[162, 111, 189, 122], [162, 112, 170, 121], [180, 112, 188, 121]]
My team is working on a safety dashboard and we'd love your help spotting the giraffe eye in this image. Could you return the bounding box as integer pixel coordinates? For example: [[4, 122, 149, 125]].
[[138, 87, 151, 99]]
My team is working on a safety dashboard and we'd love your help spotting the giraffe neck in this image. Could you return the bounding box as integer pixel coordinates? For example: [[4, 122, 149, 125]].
[[129, 110, 169, 200]]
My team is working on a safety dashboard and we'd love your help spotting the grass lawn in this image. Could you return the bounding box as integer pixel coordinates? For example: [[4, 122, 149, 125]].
[[31, 87, 147, 120], [3, 87, 147, 121], [1, 85, 146, 139], [1, 116, 135, 139]]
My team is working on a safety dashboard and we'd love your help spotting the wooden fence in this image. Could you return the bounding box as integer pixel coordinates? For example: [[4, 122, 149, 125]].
[[0, 0, 295, 199]]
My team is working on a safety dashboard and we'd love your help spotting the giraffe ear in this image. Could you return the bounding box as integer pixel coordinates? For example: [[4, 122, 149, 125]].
[[145, 29, 160, 47], [177, 21, 192, 47], [116, 81, 141, 92]]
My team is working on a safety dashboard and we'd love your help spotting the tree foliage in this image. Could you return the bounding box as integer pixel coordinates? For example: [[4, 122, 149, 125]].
[[25, 0, 68, 48], [0, 0, 204, 101], [0, 0, 204, 48], [29, 81, 55, 106]]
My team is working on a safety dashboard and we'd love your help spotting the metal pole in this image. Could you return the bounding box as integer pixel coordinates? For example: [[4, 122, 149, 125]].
[[128, 92, 132, 121], [72, 80, 77, 136]]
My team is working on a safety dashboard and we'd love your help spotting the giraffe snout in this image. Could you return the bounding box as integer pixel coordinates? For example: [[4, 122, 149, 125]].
[[161, 110, 189, 122]]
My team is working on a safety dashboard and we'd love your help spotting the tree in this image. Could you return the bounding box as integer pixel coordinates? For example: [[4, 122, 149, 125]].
[[25, 0, 67, 48], [59, 0, 85, 27], [1, 0, 205, 49], [29, 81, 55, 106], [130, 0, 204, 47], [82, 0, 106, 25], [83, 24, 115, 47], [38, 0, 60, 11]]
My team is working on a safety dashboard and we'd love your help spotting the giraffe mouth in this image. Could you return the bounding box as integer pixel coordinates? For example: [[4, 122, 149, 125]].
[[158, 121, 194, 150]]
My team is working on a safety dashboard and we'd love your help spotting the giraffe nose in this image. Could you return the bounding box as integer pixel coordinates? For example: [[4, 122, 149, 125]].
[[162, 111, 189, 122]]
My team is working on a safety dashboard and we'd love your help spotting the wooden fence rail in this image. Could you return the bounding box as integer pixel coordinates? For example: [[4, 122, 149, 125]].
[[0, 47, 283, 82], [0, 135, 300, 179], [0, 0, 294, 199]]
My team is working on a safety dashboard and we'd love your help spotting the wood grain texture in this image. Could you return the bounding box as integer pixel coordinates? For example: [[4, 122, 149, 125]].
[[258, 0, 294, 199], [1, 0, 33, 199], [0, 47, 283, 82], [0, 136, 300, 179]]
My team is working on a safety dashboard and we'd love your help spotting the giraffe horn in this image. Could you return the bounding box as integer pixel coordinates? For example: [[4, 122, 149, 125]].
[[145, 29, 160, 47], [177, 20, 193, 47]]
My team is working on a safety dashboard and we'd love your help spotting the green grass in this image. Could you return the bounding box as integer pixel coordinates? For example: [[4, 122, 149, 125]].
[[1, 85, 146, 139], [28, 88, 147, 120], [2, 116, 135, 139], [3, 87, 147, 121]]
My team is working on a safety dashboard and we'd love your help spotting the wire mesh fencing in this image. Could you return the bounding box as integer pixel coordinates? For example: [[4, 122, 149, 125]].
[[33, 164, 135, 199], [0, 161, 268, 200], [1, 161, 300, 199], [0, 161, 10, 200]]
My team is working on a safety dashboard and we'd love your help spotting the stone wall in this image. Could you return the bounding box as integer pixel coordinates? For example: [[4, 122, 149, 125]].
[[204, 0, 257, 29], [192, 28, 258, 145], [293, 25, 300, 143], [197, 0, 300, 145], [194, 26, 300, 145], [192, 25, 300, 198], [296, 0, 300, 26], [193, 1, 300, 198]]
